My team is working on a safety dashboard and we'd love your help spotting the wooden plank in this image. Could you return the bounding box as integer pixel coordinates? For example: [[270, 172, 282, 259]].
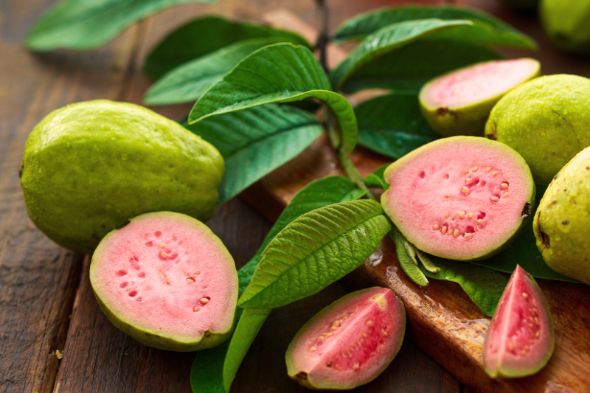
[[241, 6, 590, 393], [0, 1, 142, 392]]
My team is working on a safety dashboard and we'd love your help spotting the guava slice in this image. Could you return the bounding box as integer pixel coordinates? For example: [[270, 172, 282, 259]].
[[483, 265, 555, 378], [286, 287, 405, 390], [381, 136, 535, 261], [90, 211, 238, 352], [419, 58, 540, 136]]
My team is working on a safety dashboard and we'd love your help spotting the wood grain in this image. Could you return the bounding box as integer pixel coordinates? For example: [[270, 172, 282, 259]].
[[0, 1, 141, 391]]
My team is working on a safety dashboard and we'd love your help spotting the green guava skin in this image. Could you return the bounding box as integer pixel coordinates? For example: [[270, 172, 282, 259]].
[[21, 100, 224, 253], [533, 147, 590, 285], [419, 62, 540, 137], [485, 74, 590, 185], [540, 0, 590, 55], [90, 212, 237, 352]]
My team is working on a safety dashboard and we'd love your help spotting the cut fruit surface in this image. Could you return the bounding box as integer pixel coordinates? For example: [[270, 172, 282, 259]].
[[381, 136, 535, 261], [286, 287, 405, 390], [483, 265, 555, 378], [90, 211, 237, 352], [419, 58, 540, 136]]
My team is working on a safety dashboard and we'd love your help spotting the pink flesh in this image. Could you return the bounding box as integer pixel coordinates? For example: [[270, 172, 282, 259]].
[[290, 288, 404, 388], [484, 266, 552, 375], [383, 138, 532, 260], [422, 58, 538, 108], [92, 213, 236, 341]]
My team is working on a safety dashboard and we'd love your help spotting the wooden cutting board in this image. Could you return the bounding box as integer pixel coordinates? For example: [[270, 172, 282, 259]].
[[241, 8, 590, 393]]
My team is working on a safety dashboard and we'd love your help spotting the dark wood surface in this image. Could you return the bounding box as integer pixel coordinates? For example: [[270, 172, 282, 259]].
[[0, 1, 464, 392]]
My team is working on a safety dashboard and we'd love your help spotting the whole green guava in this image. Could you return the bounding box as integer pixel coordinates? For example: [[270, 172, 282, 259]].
[[540, 0, 590, 55], [534, 147, 590, 285], [21, 100, 224, 252], [485, 74, 590, 185]]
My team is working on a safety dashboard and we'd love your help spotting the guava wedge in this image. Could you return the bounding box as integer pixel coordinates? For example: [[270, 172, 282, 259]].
[[381, 136, 535, 261], [419, 58, 540, 136], [90, 211, 238, 352], [534, 146, 590, 284], [485, 74, 590, 185], [483, 265, 555, 378], [286, 287, 405, 390], [21, 100, 223, 252]]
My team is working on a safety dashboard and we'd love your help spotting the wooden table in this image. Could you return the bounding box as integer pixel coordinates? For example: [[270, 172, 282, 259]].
[[0, 1, 587, 392]]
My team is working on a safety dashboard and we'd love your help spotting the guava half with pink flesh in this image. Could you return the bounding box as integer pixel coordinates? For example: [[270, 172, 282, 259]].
[[419, 58, 540, 136], [483, 265, 555, 378], [381, 136, 535, 261], [90, 211, 238, 352], [286, 287, 405, 390]]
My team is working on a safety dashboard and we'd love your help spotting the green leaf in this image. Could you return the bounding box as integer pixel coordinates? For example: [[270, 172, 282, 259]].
[[144, 16, 308, 78], [364, 164, 389, 189], [191, 176, 364, 393], [145, 39, 290, 105], [356, 92, 437, 159], [239, 199, 391, 309], [330, 19, 473, 89], [340, 39, 501, 94], [187, 105, 322, 202], [333, 5, 536, 50], [424, 259, 508, 317], [188, 43, 359, 153], [415, 249, 440, 273], [474, 227, 577, 283], [222, 308, 270, 392], [26, 0, 214, 51], [392, 230, 429, 287]]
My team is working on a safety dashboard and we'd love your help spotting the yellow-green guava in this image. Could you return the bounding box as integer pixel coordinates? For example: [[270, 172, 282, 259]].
[[540, 0, 590, 55], [419, 58, 540, 136], [534, 147, 590, 285], [21, 100, 223, 252], [485, 74, 590, 185]]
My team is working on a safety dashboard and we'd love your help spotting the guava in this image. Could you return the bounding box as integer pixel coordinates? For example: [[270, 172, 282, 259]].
[[483, 265, 554, 378], [540, 0, 590, 55], [419, 58, 540, 136], [381, 136, 535, 261], [285, 287, 405, 390], [90, 211, 238, 351], [533, 146, 590, 284], [20, 100, 223, 252], [485, 74, 590, 185]]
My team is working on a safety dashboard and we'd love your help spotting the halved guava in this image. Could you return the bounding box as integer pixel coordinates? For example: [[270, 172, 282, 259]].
[[286, 287, 405, 390], [419, 58, 540, 136], [381, 136, 535, 261], [483, 265, 555, 378], [90, 211, 238, 352]]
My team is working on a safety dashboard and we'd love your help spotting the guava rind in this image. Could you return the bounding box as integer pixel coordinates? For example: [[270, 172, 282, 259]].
[[285, 287, 405, 390], [485, 74, 590, 185], [483, 265, 555, 378], [533, 147, 590, 284], [419, 58, 540, 137], [540, 0, 590, 55], [21, 100, 224, 252], [90, 211, 238, 352], [381, 136, 535, 261]]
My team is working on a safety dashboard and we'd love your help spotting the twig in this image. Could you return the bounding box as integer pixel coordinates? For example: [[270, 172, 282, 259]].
[[314, 0, 329, 72]]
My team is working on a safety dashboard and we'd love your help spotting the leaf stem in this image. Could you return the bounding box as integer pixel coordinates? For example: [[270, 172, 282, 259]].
[[314, 0, 329, 73], [338, 150, 372, 198]]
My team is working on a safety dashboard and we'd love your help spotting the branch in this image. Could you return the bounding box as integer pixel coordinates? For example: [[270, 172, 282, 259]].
[[314, 0, 329, 72]]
